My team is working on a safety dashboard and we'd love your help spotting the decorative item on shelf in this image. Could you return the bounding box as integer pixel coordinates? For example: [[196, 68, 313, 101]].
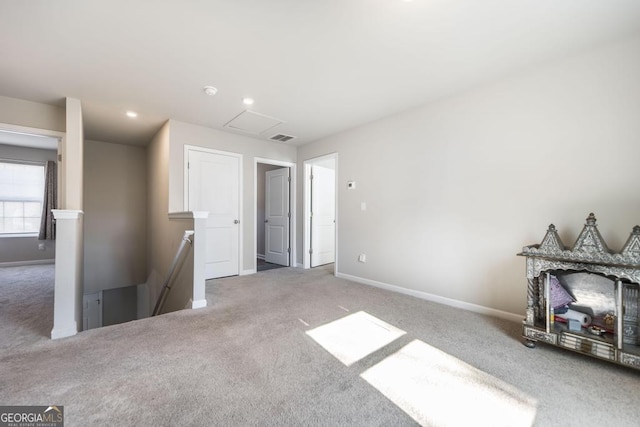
[[588, 326, 606, 336], [603, 313, 616, 329], [568, 319, 582, 332], [548, 275, 575, 308], [555, 308, 592, 327]]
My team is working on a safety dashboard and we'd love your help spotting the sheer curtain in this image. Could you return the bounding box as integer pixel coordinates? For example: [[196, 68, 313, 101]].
[[38, 160, 57, 240]]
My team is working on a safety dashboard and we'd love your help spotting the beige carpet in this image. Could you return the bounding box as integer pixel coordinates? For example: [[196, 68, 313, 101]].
[[1, 264, 639, 426], [0, 264, 54, 351]]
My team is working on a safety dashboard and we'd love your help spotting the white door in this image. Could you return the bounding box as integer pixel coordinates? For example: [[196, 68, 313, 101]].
[[82, 292, 102, 330], [187, 149, 240, 279], [265, 168, 290, 266], [311, 164, 335, 267]]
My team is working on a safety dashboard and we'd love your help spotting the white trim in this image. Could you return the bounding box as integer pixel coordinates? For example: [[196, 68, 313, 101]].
[[52, 209, 83, 220], [0, 232, 39, 238], [303, 153, 338, 271], [253, 157, 297, 270], [0, 259, 55, 267], [257, 253, 265, 260], [168, 211, 208, 220], [336, 272, 523, 323], [183, 145, 244, 276], [0, 123, 65, 140], [0, 157, 46, 166], [241, 268, 256, 276], [190, 299, 207, 309], [51, 322, 78, 340]]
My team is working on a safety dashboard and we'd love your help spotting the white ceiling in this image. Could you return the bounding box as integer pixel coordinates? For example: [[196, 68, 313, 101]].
[[1, 1, 640, 147]]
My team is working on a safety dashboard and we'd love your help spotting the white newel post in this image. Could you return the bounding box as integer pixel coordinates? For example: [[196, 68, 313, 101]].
[[191, 211, 209, 309], [51, 209, 84, 339], [167, 211, 209, 310]]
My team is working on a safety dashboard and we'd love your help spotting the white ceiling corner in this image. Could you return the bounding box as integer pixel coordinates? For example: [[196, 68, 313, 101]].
[[0, 1, 639, 146]]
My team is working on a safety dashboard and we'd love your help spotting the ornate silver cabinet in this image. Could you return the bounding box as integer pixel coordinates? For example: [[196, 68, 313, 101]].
[[518, 213, 640, 370]]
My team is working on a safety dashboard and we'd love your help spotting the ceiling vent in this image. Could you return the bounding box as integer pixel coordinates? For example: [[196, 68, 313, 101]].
[[270, 133, 296, 143]]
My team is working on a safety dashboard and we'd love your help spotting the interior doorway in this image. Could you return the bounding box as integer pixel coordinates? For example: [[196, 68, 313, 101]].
[[0, 124, 63, 339], [304, 153, 337, 271], [254, 158, 296, 273]]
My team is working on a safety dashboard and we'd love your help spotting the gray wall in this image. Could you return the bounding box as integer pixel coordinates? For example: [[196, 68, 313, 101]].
[[146, 122, 196, 314], [297, 33, 640, 318], [0, 144, 57, 264], [102, 285, 138, 326], [168, 120, 297, 273], [83, 139, 147, 294]]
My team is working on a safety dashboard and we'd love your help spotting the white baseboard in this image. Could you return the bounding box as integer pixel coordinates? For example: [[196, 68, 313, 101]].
[[241, 269, 256, 276], [51, 322, 78, 340], [257, 253, 265, 260], [0, 259, 55, 267], [190, 299, 207, 309], [335, 272, 523, 323]]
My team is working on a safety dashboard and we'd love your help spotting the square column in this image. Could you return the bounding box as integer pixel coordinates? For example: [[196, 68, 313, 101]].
[[51, 210, 83, 339]]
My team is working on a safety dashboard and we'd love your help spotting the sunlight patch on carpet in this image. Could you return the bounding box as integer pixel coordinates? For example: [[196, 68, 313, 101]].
[[361, 340, 538, 427], [306, 311, 406, 366]]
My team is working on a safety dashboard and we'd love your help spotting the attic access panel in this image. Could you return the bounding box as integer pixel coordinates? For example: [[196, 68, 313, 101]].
[[224, 110, 283, 135]]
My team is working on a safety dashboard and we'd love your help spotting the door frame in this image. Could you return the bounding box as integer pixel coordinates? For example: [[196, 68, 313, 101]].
[[303, 153, 338, 270], [184, 145, 243, 276], [254, 157, 296, 272], [0, 122, 64, 338]]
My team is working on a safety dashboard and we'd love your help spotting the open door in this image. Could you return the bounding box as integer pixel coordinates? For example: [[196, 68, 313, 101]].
[[310, 163, 335, 267], [265, 168, 290, 266]]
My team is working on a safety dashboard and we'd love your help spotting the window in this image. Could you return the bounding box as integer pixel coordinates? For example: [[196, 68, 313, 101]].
[[0, 161, 45, 234]]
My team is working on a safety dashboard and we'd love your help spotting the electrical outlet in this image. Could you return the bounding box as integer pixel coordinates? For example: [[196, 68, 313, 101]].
[[38, 243, 45, 251], [358, 254, 366, 263]]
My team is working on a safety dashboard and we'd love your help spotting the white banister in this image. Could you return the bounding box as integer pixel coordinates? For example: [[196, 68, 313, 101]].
[[51, 209, 83, 339], [152, 230, 194, 316]]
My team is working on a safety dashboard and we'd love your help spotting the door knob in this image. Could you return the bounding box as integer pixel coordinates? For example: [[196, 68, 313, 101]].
[[234, 219, 240, 224]]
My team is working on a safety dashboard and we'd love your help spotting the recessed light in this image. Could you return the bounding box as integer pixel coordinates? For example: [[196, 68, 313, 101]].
[[203, 86, 218, 96], [126, 111, 138, 118], [242, 97, 254, 106]]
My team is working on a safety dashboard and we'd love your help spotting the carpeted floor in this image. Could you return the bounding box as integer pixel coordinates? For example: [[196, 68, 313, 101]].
[[1, 264, 639, 426], [0, 264, 54, 351]]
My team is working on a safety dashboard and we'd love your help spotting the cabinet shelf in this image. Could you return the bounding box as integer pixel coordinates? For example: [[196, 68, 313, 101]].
[[519, 213, 640, 371]]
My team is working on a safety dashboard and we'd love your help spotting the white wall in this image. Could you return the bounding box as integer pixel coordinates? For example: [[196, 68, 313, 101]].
[[0, 95, 65, 133], [167, 120, 297, 272], [0, 144, 57, 264], [297, 34, 640, 317], [83, 140, 147, 294]]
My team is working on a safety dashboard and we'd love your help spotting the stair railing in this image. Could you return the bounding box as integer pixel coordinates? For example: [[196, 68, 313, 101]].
[[152, 230, 195, 316]]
